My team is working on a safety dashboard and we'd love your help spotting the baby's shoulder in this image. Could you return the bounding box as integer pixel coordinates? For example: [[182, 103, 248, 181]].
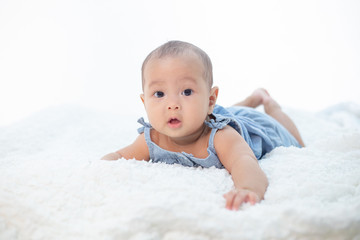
[[213, 125, 254, 162], [213, 125, 246, 148]]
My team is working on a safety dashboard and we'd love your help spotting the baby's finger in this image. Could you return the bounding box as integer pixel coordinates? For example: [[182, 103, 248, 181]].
[[232, 191, 247, 210], [247, 192, 260, 205], [224, 191, 236, 210]]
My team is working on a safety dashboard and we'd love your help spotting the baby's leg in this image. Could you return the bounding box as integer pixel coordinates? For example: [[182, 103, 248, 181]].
[[234, 88, 305, 147]]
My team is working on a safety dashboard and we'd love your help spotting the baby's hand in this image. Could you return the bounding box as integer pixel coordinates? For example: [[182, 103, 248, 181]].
[[223, 188, 260, 210]]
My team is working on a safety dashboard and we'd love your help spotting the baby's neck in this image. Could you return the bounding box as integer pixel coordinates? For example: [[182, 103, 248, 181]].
[[166, 124, 209, 147], [151, 124, 211, 158]]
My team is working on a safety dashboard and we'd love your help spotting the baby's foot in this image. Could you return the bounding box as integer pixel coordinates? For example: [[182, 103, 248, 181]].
[[255, 88, 283, 114], [234, 88, 280, 109], [248, 88, 272, 108], [251, 88, 282, 111]]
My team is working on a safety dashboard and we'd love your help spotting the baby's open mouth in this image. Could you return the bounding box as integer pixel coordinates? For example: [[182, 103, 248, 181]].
[[168, 118, 181, 128]]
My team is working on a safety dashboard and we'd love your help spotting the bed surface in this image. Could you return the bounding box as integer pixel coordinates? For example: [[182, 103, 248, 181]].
[[1, 103, 359, 240]]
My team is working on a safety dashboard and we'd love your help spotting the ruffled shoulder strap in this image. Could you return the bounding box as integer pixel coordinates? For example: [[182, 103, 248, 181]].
[[204, 115, 231, 130], [137, 117, 152, 134], [205, 115, 231, 152]]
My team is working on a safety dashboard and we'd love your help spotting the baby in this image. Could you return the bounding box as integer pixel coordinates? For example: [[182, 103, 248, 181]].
[[101, 40, 304, 210]]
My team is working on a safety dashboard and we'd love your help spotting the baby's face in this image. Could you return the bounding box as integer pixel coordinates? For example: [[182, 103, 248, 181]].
[[141, 54, 217, 140]]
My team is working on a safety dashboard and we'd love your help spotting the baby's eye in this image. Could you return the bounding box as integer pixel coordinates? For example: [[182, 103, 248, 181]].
[[154, 91, 164, 98], [182, 89, 193, 96]]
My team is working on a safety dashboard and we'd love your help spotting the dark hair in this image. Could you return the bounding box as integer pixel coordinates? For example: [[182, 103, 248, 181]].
[[141, 40, 213, 89]]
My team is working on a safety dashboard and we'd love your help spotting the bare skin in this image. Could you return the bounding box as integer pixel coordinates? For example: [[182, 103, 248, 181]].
[[234, 88, 305, 147]]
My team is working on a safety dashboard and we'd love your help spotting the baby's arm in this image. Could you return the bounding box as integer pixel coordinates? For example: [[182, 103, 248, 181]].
[[214, 126, 269, 210], [101, 133, 150, 161]]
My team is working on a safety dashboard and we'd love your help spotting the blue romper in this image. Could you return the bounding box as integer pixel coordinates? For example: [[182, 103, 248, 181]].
[[137, 105, 301, 169]]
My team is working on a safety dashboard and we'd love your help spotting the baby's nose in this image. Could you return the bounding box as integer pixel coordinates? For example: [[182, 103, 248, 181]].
[[167, 97, 180, 110], [168, 104, 180, 110]]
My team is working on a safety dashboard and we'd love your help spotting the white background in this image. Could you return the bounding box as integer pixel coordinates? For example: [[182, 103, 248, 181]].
[[1, 0, 359, 126]]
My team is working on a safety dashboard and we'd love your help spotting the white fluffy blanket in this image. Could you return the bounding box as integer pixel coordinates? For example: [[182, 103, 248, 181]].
[[1, 103, 360, 240]]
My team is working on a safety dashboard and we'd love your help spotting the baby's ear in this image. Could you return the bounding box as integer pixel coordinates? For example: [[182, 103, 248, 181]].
[[208, 86, 219, 114], [140, 94, 145, 104]]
